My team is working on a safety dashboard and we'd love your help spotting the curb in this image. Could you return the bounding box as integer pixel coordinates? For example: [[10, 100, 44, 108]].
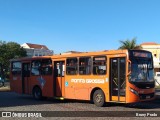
[[0, 90, 11, 92], [0, 86, 10, 92]]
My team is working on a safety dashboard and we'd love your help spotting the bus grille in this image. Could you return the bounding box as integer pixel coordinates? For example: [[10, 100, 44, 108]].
[[135, 83, 155, 89], [139, 93, 154, 100]]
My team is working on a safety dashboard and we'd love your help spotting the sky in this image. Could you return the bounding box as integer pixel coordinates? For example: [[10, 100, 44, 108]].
[[0, 0, 160, 54]]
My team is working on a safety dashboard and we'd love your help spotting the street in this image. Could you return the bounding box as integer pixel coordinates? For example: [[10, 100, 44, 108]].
[[0, 91, 160, 119]]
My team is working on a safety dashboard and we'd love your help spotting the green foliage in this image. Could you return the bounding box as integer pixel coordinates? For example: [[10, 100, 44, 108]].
[[118, 38, 142, 50], [0, 40, 27, 78]]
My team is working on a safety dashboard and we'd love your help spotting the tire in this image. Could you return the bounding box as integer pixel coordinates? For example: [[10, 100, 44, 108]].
[[33, 87, 42, 100], [93, 89, 105, 107]]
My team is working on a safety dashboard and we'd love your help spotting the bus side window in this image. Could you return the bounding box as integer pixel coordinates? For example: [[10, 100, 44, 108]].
[[31, 60, 41, 76], [41, 59, 52, 75], [66, 58, 78, 75], [11, 62, 21, 75], [93, 56, 107, 75], [79, 57, 91, 75]]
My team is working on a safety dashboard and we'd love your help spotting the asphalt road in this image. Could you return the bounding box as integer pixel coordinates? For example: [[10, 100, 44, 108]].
[[1, 91, 160, 120]]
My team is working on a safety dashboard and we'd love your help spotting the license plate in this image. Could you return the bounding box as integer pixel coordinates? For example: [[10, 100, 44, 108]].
[[146, 96, 150, 99]]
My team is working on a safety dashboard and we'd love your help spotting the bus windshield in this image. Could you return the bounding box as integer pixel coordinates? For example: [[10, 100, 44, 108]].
[[129, 50, 154, 83], [130, 58, 154, 82]]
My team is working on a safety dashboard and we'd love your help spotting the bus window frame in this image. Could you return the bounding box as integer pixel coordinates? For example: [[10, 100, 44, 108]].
[[66, 57, 78, 75], [93, 56, 107, 75], [79, 57, 92, 75], [129, 50, 154, 83], [41, 59, 53, 75], [31, 60, 41, 76], [31, 59, 53, 76], [11, 61, 22, 75]]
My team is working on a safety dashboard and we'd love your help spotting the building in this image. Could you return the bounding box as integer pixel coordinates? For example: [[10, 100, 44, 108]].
[[61, 51, 82, 55], [141, 42, 160, 73], [21, 43, 53, 57]]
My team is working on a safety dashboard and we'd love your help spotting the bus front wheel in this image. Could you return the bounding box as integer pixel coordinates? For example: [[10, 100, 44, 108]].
[[33, 87, 42, 100], [93, 89, 105, 107]]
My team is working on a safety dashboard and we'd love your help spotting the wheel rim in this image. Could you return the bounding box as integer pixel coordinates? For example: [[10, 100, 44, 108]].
[[95, 94, 102, 103]]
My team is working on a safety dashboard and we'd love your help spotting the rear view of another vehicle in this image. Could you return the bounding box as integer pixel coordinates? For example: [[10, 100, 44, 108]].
[[155, 72, 160, 86]]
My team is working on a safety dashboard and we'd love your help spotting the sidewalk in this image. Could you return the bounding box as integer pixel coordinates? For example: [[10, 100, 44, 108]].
[[1, 83, 160, 99], [0, 82, 10, 92]]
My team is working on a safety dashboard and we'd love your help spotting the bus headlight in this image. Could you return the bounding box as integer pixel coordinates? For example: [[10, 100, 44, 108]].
[[129, 87, 139, 96]]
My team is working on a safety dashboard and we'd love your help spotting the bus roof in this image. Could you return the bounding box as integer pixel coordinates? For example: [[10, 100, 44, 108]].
[[10, 49, 151, 62], [10, 56, 52, 62], [51, 49, 129, 59]]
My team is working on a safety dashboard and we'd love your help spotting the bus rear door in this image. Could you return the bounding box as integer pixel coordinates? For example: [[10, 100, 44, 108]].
[[22, 62, 30, 94], [109, 56, 126, 102], [54, 61, 65, 97]]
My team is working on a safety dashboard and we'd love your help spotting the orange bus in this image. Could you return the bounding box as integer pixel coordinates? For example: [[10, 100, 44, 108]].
[[10, 49, 155, 107]]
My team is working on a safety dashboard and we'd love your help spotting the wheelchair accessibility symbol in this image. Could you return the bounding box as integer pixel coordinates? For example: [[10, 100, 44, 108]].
[[65, 82, 69, 87]]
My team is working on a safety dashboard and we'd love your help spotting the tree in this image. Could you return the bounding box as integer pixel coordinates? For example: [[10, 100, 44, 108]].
[[118, 38, 142, 50], [0, 40, 27, 79]]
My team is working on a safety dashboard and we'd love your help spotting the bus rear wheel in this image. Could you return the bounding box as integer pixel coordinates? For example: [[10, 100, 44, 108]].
[[33, 87, 42, 100], [93, 89, 105, 107]]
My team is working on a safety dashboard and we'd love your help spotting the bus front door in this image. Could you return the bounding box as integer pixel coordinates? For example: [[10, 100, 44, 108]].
[[54, 61, 65, 97], [22, 62, 30, 94], [110, 57, 126, 102]]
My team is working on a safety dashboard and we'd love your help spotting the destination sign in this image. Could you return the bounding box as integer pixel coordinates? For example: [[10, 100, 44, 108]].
[[132, 51, 152, 58]]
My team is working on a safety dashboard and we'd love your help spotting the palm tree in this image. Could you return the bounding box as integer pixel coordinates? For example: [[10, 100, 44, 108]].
[[118, 38, 142, 50]]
